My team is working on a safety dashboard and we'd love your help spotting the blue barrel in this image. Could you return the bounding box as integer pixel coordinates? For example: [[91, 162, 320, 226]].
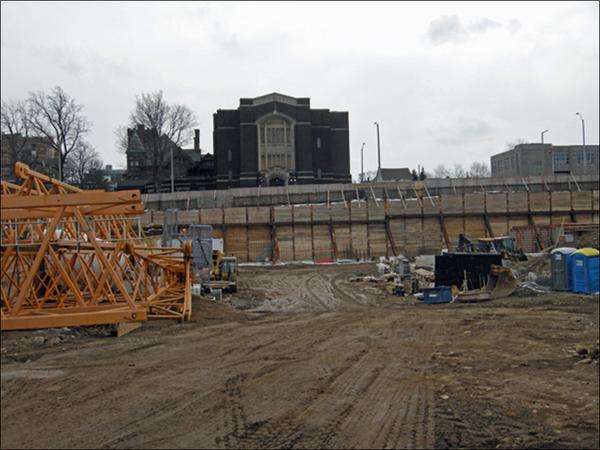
[[571, 248, 600, 294]]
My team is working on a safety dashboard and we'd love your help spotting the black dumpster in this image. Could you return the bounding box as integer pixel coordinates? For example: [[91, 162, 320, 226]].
[[435, 253, 503, 290]]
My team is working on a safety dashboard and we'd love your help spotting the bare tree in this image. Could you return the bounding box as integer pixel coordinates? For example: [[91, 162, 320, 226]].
[[433, 164, 451, 178], [2, 100, 31, 179], [452, 163, 467, 178], [505, 138, 528, 150], [469, 161, 490, 178], [114, 125, 129, 154], [63, 141, 103, 188], [122, 90, 197, 192], [26, 86, 92, 181]]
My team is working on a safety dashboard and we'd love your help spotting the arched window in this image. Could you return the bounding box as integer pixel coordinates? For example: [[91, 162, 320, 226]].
[[257, 115, 295, 172]]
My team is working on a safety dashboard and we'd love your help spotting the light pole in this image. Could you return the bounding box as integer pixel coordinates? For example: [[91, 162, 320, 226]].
[[170, 147, 175, 193], [541, 129, 549, 144], [576, 112, 586, 173], [374, 122, 381, 174], [360, 142, 365, 183]]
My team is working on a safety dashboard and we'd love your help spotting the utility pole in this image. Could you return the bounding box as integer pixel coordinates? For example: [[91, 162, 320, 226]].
[[360, 142, 365, 183], [170, 146, 175, 193], [541, 129, 549, 144], [374, 122, 381, 174], [576, 112, 586, 173]]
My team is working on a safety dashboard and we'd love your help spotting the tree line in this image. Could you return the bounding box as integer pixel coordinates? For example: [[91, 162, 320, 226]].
[[1, 86, 195, 190]]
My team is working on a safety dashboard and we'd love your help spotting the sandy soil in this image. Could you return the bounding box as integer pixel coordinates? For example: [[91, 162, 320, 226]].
[[1, 263, 598, 449]]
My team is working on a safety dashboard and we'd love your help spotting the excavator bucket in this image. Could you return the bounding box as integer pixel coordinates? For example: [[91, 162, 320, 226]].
[[486, 264, 517, 298]]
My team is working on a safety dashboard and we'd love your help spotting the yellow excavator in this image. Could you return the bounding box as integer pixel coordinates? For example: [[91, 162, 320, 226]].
[[208, 250, 238, 293]]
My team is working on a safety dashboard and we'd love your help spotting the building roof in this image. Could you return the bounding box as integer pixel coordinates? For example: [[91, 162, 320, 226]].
[[182, 149, 204, 162], [375, 168, 412, 181]]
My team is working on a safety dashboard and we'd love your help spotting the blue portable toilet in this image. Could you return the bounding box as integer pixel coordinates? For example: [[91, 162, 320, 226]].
[[571, 248, 599, 294], [551, 247, 577, 291]]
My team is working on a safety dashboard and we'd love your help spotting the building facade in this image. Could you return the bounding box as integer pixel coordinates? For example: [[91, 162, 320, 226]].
[[213, 93, 351, 189], [1, 134, 57, 181], [491, 143, 599, 177], [123, 125, 214, 192]]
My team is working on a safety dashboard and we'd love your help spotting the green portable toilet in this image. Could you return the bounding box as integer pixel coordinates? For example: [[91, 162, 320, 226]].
[[551, 247, 576, 291]]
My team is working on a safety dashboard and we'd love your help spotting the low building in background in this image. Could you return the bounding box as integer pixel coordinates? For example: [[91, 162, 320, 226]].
[[491, 143, 599, 177], [1, 134, 58, 181], [373, 168, 413, 182]]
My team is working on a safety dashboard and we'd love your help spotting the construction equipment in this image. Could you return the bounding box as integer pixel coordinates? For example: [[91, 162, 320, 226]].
[[457, 234, 526, 261], [486, 264, 517, 298], [1, 163, 192, 330], [209, 249, 238, 293]]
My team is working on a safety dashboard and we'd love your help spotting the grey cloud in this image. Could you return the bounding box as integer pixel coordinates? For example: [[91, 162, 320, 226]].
[[54, 49, 86, 77], [457, 116, 494, 138], [426, 15, 468, 45], [467, 18, 502, 34], [433, 117, 494, 146], [426, 15, 506, 45], [507, 18, 521, 33]]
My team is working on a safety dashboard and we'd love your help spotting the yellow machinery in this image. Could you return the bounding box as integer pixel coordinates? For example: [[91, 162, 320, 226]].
[[209, 250, 238, 293]]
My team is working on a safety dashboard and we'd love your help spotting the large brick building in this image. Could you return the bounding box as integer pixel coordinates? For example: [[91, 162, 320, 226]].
[[0, 134, 57, 181], [213, 93, 351, 188]]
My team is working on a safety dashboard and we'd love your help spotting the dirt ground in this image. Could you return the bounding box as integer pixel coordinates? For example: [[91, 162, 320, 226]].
[[1, 263, 598, 449]]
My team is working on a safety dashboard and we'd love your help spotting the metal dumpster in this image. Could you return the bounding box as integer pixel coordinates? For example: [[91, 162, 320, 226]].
[[571, 248, 600, 294], [551, 247, 577, 291]]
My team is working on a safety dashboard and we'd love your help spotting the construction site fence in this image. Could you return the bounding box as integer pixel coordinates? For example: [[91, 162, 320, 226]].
[[141, 174, 599, 210], [141, 189, 600, 260]]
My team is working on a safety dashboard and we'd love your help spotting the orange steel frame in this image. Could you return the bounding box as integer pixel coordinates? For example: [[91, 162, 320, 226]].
[[1, 163, 192, 330]]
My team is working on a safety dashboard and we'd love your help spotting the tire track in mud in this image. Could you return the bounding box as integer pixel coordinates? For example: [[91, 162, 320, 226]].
[[214, 349, 374, 449]]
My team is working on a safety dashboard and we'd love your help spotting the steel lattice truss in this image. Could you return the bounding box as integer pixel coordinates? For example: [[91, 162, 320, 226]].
[[1, 163, 192, 330]]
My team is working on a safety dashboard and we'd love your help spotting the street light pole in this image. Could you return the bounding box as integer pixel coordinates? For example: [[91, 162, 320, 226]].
[[576, 112, 586, 173], [170, 146, 175, 193], [541, 129, 549, 144], [374, 122, 381, 174], [360, 142, 365, 183]]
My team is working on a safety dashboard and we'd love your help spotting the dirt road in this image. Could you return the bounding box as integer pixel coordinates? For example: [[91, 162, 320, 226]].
[[1, 264, 598, 449]]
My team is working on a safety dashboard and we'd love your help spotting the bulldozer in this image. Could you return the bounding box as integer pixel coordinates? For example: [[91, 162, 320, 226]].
[[208, 250, 238, 293], [457, 234, 526, 262], [456, 264, 517, 302]]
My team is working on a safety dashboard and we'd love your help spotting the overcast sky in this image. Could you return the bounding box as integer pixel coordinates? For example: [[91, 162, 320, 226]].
[[1, 1, 598, 177]]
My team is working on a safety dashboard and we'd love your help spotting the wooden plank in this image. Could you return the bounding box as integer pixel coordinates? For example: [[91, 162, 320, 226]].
[[333, 224, 351, 259], [422, 217, 442, 254], [224, 226, 248, 261], [247, 207, 271, 224], [273, 206, 293, 223], [508, 192, 528, 213], [529, 192, 550, 212], [201, 208, 223, 225], [248, 226, 272, 262], [551, 191, 571, 212], [275, 225, 294, 261], [224, 207, 247, 224], [293, 225, 313, 260], [464, 193, 485, 214], [486, 192, 507, 213], [572, 191, 592, 211], [312, 225, 332, 260], [441, 194, 463, 214], [351, 223, 368, 259], [368, 223, 387, 257]]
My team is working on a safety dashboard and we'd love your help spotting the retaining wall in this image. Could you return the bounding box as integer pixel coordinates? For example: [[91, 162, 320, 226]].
[[140, 190, 600, 261]]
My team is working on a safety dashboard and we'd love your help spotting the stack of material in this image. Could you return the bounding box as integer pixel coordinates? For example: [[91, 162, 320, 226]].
[[1, 163, 193, 331]]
